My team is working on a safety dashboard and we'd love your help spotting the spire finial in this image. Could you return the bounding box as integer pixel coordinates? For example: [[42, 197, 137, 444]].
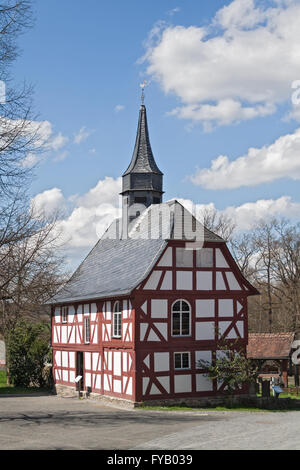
[[140, 80, 147, 105]]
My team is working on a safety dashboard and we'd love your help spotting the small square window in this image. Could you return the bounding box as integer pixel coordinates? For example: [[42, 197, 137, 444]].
[[174, 352, 190, 370]]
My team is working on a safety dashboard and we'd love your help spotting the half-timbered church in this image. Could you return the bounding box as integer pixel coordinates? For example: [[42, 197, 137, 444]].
[[49, 98, 258, 405]]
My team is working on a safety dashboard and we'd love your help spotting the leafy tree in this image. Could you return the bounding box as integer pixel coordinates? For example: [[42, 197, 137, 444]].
[[6, 320, 51, 387], [197, 340, 259, 395]]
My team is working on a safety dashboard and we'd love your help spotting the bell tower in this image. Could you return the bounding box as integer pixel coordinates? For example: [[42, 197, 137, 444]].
[[121, 88, 163, 227]]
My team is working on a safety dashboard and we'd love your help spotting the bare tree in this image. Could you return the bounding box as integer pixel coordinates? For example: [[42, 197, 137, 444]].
[[0, 3, 68, 377], [0, 1, 40, 196], [199, 206, 236, 241]]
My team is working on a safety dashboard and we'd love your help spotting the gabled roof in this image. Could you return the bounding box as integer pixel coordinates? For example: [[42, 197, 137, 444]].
[[129, 200, 225, 243], [48, 201, 226, 305], [247, 332, 295, 359], [123, 104, 163, 176]]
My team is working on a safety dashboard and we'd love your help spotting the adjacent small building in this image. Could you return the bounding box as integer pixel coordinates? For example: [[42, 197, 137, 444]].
[[48, 101, 259, 404], [247, 332, 295, 387]]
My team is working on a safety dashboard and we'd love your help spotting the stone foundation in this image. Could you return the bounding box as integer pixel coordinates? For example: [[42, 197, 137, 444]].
[[54, 384, 300, 410], [54, 384, 136, 409]]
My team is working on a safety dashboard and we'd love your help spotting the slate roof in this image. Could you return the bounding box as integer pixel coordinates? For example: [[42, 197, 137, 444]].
[[247, 332, 295, 359], [48, 200, 224, 305], [123, 105, 163, 176]]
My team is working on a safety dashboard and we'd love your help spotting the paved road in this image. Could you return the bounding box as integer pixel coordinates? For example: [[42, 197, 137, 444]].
[[0, 395, 299, 450]]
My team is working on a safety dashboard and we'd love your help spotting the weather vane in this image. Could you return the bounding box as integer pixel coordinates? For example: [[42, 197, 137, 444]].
[[140, 80, 147, 104]]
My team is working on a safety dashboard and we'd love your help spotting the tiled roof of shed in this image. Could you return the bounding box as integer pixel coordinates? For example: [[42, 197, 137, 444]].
[[48, 200, 224, 305], [247, 332, 295, 359]]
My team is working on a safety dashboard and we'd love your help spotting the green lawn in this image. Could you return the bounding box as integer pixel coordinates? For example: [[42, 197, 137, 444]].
[[0, 370, 51, 395]]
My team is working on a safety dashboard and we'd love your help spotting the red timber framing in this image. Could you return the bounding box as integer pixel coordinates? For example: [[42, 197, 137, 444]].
[[132, 240, 257, 402], [52, 298, 136, 401], [51, 240, 258, 403]]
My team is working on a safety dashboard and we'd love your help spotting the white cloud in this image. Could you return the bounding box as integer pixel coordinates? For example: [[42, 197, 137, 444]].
[[144, 0, 300, 127], [53, 150, 69, 163], [178, 195, 300, 231], [31, 176, 300, 270], [167, 7, 180, 16], [18, 120, 69, 167], [114, 104, 125, 113], [21, 152, 41, 168], [74, 126, 93, 144], [76, 176, 122, 208], [48, 132, 69, 151], [191, 126, 300, 189], [31, 177, 122, 254], [31, 188, 65, 218]]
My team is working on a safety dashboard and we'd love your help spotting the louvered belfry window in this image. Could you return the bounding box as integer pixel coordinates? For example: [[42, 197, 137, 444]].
[[113, 301, 122, 338]]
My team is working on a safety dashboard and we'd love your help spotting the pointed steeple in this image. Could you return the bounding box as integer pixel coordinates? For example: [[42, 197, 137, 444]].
[[121, 102, 163, 226], [123, 104, 163, 176]]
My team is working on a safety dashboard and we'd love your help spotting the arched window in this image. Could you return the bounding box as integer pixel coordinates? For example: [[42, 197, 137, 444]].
[[113, 301, 122, 338], [171, 300, 191, 336]]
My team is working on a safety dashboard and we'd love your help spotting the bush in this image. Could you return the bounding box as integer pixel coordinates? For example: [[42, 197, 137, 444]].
[[7, 320, 51, 388]]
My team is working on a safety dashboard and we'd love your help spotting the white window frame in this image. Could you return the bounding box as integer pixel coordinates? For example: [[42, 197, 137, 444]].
[[62, 306, 68, 323], [174, 352, 191, 370], [171, 299, 191, 337], [113, 301, 122, 339], [84, 317, 90, 344]]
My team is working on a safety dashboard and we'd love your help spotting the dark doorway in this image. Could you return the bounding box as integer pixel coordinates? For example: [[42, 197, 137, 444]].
[[76, 351, 84, 391]]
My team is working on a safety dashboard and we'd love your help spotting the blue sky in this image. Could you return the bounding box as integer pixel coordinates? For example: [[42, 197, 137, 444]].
[[11, 0, 300, 266]]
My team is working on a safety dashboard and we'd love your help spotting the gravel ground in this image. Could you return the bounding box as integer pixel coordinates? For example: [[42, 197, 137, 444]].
[[0, 394, 299, 450]]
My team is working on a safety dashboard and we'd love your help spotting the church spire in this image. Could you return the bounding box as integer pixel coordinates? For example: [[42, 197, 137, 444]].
[[121, 92, 163, 226], [123, 103, 163, 177]]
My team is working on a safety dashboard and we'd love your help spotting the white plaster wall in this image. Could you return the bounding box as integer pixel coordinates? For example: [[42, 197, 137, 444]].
[[196, 373, 213, 392], [226, 272, 241, 290], [144, 271, 162, 290], [151, 299, 168, 318], [69, 352, 75, 368], [174, 374, 192, 393], [113, 351, 121, 376], [85, 352, 91, 370], [195, 321, 215, 340], [215, 249, 229, 268], [176, 271, 193, 290], [161, 271, 172, 290], [196, 299, 215, 318], [62, 351, 68, 367], [157, 247, 173, 267], [113, 379, 122, 393], [196, 271, 212, 290], [219, 299, 234, 317], [216, 272, 226, 290], [196, 350, 212, 365], [154, 323, 168, 340], [154, 352, 169, 372], [157, 376, 170, 393]]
